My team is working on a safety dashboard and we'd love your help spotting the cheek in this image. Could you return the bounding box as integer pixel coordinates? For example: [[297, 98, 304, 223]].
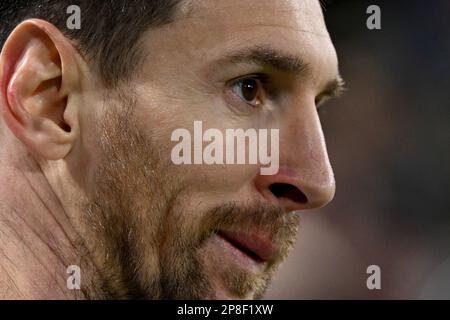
[[132, 84, 266, 203], [173, 163, 259, 199], [160, 166, 261, 256]]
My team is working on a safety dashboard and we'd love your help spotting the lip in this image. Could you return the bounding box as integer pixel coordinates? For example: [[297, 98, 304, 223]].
[[217, 230, 279, 263]]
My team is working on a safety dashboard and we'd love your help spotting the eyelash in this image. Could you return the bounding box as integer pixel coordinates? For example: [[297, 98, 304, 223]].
[[315, 94, 332, 108]]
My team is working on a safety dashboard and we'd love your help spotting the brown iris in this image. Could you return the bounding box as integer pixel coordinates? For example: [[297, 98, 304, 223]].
[[241, 78, 258, 102]]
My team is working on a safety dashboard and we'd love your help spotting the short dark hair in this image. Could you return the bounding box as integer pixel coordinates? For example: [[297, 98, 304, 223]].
[[0, 0, 181, 86]]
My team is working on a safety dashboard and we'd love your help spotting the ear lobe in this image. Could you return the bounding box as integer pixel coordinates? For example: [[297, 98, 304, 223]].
[[0, 19, 80, 160]]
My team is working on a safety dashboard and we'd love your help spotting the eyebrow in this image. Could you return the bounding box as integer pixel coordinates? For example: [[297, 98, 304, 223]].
[[219, 46, 310, 76], [318, 74, 345, 101]]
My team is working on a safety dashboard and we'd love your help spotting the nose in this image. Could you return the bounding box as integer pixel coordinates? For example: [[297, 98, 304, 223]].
[[255, 167, 335, 212], [255, 101, 335, 213]]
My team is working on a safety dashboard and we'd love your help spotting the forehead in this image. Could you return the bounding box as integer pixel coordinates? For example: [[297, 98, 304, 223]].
[[188, 0, 328, 36], [141, 0, 337, 83]]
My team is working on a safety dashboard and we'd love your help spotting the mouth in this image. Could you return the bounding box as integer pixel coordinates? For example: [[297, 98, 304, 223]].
[[216, 230, 279, 266]]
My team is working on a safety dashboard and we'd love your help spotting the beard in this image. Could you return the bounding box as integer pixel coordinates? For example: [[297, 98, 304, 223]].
[[80, 93, 300, 299]]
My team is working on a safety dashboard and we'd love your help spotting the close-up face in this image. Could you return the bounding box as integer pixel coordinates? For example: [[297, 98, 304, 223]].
[[80, 0, 338, 299], [1, 0, 448, 305], [0, 0, 340, 300]]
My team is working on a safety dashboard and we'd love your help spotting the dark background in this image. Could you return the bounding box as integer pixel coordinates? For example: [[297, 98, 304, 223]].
[[267, 0, 450, 299]]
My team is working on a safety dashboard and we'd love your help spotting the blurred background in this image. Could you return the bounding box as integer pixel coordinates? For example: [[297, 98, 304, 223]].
[[266, 0, 450, 299]]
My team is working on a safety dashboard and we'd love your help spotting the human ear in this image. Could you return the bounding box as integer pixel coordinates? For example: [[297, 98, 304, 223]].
[[0, 19, 81, 160]]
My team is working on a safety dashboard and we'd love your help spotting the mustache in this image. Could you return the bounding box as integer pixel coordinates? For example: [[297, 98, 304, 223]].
[[186, 201, 301, 250]]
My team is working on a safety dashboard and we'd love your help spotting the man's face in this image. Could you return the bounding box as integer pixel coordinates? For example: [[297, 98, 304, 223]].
[[80, 0, 338, 299]]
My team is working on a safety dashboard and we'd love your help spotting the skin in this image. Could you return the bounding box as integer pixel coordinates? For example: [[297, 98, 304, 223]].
[[0, 0, 339, 299]]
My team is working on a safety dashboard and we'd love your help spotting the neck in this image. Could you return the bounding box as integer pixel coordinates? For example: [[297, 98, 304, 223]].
[[0, 155, 92, 299]]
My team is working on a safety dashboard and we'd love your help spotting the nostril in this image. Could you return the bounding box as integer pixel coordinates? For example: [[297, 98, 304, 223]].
[[269, 183, 308, 204]]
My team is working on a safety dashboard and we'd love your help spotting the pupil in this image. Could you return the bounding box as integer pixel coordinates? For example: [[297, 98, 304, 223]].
[[242, 79, 257, 101]]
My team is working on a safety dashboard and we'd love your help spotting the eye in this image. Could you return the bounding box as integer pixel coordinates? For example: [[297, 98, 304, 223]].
[[231, 77, 264, 107]]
